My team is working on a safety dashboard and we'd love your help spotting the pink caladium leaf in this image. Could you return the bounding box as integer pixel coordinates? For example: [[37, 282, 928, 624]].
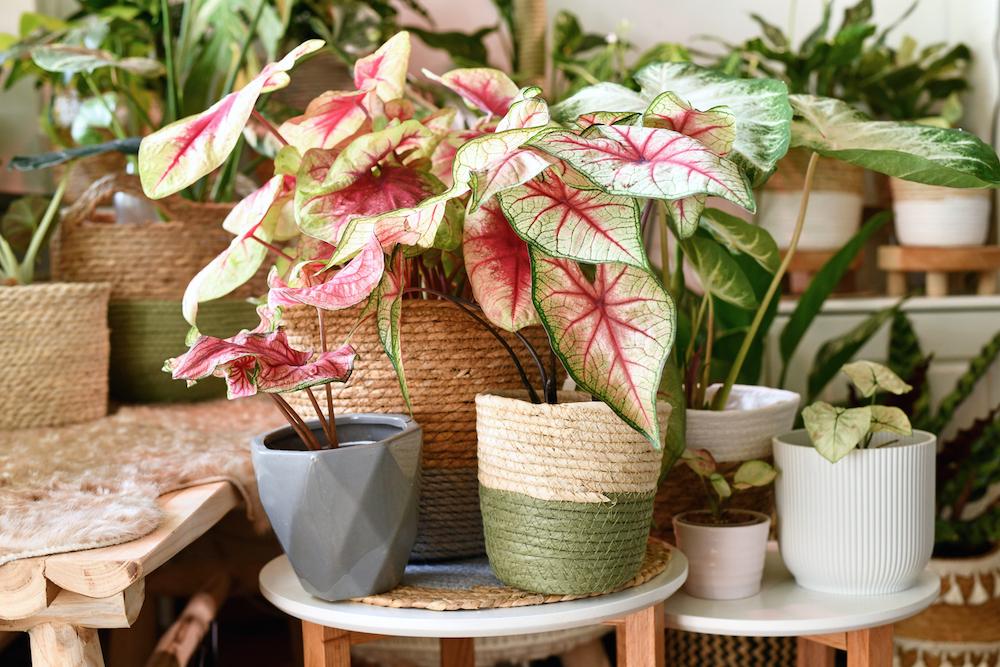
[[469, 147, 554, 210], [138, 39, 323, 199], [526, 125, 755, 212], [329, 194, 451, 264], [496, 163, 647, 269], [182, 175, 291, 325], [423, 67, 519, 116], [165, 328, 355, 398], [354, 31, 410, 105], [278, 89, 368, 151], [574, 111, 641, 129], [643, 92, 736, 157], [530, 252, 675, 446], [463, 198, 539, 332], [664, 194, 708, 238], [495, 96, 550, 132], [268, 232, 384, 310]]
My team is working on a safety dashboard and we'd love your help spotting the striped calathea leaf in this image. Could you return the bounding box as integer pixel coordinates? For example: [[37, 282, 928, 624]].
[[789, 95, 1000, 188]]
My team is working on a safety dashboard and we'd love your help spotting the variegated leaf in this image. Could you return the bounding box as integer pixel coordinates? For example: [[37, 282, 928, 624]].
[[373, 269, 411, 410], [497, 163, 647, 269], [664, 195, 707, 239], [496, 97, 550, 132], [841, 360, 913, 397], [268, 232, 384, 310], [354, 31, 410, 103], [700, 207, 780, 273], [469, 148, 554, 210], [680, 235, 757, 309], [138, 40, 323, 198], [802, 402, 872, 463], [32, 44, 164, 76], [463, 198, 538, 332], [329, 195, 451, 264], [277, 90, 368, 151], [790, 95, 1000, 188], [530, 253, 675, 446], [423, 67, 519, 116], [574, 111, 641, 129], [869, 405, 912, 436], [527, 125, 755, 211], [643, 91, 735, 156]]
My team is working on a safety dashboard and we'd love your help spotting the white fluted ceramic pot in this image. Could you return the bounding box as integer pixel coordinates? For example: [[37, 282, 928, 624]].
[[774, 429, 936, 595]]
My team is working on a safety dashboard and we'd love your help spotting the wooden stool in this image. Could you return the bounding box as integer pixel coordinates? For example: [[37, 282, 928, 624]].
[[782, 249, 863, 295], [878, 245, 1000, 297]]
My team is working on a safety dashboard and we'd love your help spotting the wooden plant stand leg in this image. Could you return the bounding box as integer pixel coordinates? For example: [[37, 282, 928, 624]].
[[796, 637, 836, 667], [846, 624, 893, 667], [302, 622, 351, 667], [439, 637, 474, 667], [614, 604, 665, 667], [28, 623, 104, 667]]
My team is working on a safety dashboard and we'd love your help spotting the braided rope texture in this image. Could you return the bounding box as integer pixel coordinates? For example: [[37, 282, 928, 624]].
[[667, 632, 796, 667], [0, 283, 110, 429], [477, 392, 668, 594]]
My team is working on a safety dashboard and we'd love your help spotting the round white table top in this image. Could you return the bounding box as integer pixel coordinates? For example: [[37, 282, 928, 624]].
[[259, 547, 688, 638], [664, 544, 940, 637]]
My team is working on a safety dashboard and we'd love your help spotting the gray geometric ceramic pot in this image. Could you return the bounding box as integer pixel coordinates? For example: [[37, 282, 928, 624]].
[[252, 414, 422, 601]]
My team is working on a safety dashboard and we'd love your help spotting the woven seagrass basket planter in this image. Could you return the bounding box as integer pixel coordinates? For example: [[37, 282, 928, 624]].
[[281, 299, 551, 561], [894, 546, 1000, 667], [54, 174, 265, 403], [0, 283, 110, 429], [476, 391, 669, 595]]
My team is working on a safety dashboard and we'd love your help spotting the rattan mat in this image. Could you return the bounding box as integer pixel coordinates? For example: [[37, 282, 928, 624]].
[[354, 538, 672, 611]]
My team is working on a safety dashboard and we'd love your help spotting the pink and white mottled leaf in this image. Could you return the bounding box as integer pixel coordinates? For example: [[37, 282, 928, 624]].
[[530, 253, 675, 446], [574, 111, 641, 129], [354, 31, 410, 103], [664, 194, 707, 238], [496, 97, 550, 132], [643, 92, 736, 156], [165, 328, 355, 398], [268, 232, 384, 310], [138, 40, 323, 199], [278, 90, 368, 151], [463, 199, 538, 331], [182, 176, 290, 325], [451, 127, 543, 206], [496, 163, 647, 269], [423, 67, 519, 116], [527, 125, 754, 211], [469, 147, 554, 210], [330, 194, 450, 264]]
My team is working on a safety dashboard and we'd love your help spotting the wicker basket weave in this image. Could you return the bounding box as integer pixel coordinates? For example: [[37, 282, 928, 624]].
[[764, 148, 864, 193], [281, 300, 551, 560], [0, 283, 110, 429]]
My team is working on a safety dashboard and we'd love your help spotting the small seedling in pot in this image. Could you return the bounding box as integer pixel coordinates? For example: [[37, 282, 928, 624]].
[[802, 360, 913, 463], [681, 449, 777, 524]]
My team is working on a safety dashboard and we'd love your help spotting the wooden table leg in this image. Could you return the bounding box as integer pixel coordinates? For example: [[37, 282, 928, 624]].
[[302, 622, 351, 667], [28, 623, 104, 667], [439, 637, 474, 667], [615, 603, 665, 667], [846, 624, 893, 667], [797, 637, 836, 667]]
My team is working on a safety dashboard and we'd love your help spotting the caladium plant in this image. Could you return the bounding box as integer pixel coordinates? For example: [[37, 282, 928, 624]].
[[682, 449, 777, 524]]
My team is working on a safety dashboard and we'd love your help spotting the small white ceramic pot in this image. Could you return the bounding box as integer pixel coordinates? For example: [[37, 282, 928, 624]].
[[890, 178, 992, 246], [686, 385, 801, 462], [757, 190, 864, 250], [774, 429, 936, 595], [673, 510, 771, 600]]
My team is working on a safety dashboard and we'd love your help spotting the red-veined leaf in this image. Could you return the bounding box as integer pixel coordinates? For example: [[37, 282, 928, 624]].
[[278, 90, 368, 151], [643, 92, 736, 156], [423, 67, 518, 116], [138, 40, 323, 199], [527, 125, 754, 211], [464, 199, 539, 332], [268, 232, 384, 310], [469, 147, 554, 210], [373, 269, 411, 410], [354, 31, 410, 104], [496, 97, 550, 132], [664, 194, 707, 238], [497, 163, 646, 269], [574, 111, 641, 129], [329, 195, 451, 264], [530, 252, 675, 446]]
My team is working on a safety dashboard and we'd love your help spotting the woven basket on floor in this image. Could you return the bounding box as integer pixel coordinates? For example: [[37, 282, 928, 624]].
[[281, 300, 551, 561], [476, 391, 668, 595], [55, 174, 266, 403], [0, 283, 110, 429], [894, 546, 1000, 667], [667, 631, 796, 667]]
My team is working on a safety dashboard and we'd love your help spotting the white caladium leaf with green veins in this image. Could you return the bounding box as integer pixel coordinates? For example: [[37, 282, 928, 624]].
[[527, 125, 755, 211], [497, 163, 647, 269], [530, 252, 675, 447], [802, 402, 873, 463], [869, 405, 912, 436], [790, 95, 1000, 188], [139, 39, 323, 198], [842, 360, 913, 397], [700, 207, 780, 273]]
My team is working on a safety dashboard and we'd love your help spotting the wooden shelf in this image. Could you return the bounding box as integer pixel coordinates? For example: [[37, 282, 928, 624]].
[[878, 246, 1000, 297]]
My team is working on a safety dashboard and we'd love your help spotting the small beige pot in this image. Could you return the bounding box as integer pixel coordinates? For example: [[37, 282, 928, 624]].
[[673, 510, 771, 600]]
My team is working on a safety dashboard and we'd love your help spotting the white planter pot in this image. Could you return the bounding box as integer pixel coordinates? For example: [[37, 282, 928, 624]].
[[757, 189, 864, 251], [686, 385, 801, 462], [673, 510, 771, 600], [890, 178, 992, 246], [774, 429, 936, 595]]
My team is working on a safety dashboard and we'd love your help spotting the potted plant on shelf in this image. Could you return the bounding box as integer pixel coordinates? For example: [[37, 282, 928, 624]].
[[773, 360, 936, 595], [672, 450, 776, 600], [0, 177, 111, 429]]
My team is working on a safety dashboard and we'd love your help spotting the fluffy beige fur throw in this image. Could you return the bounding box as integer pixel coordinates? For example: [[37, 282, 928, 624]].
[[0, 398, 284, 565]]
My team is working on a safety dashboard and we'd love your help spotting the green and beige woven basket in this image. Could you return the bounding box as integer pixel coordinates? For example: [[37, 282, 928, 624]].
[[476, 391, 669, 595]]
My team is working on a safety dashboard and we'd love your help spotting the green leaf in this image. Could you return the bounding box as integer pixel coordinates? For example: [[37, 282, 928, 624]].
[[869, 405, 912, 435], [803, 402, 872, 462], [406, 25, 492, 66], [733, 460, 777, 488], [31, 45, 164, 76], [931, 330, 1000, 435], [842, 360, 913, 397], [680, 235, 758, 309], [790, 95, 1000, 188], [0, 196, 48, 255], [374, 270, 411, 412], [779, 212, 891, 381], [710, 473, 732, 499], [658, 354, 687, 478], [807, 304, 900, 401], [700, 207, 779, 273], [750, 13, 789, 48]]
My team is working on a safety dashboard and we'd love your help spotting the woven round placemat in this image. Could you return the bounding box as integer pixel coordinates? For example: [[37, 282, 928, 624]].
[[354, 538, 672, 611]]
